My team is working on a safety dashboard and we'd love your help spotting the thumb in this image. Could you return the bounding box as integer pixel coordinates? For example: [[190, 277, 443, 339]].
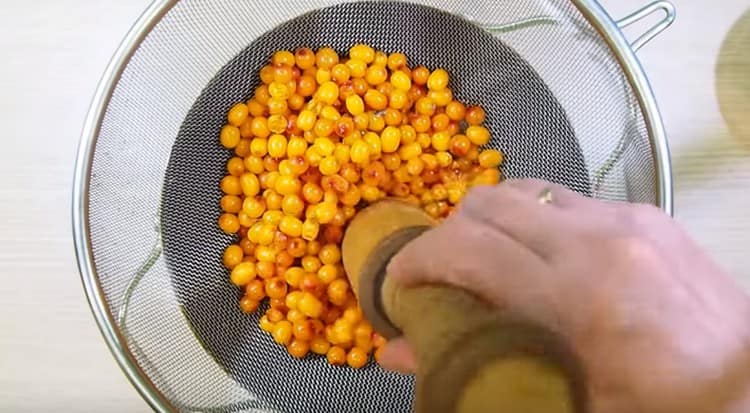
[[378, 337, 417, 374]]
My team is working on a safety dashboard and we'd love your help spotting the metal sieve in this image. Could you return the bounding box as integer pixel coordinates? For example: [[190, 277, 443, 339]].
[[73, 1, 675, 412]]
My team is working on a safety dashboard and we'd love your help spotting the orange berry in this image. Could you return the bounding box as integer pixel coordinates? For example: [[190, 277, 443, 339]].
[[272, 320, 293, 345], [223, 244, 244, 269], [465, 105, 486, 125], [326, 346, 347, 366], [229, 261, 256, 286], [245, 279, 266, 301], [220, 125, 241, 148], [287, 339, 310, 359], [220, 195, 242, 213], [364, 89, 388, 111], [293, 321, 315, 341], [240, 296, 260, 313], [294, 47, 316, 69], [365, 65, 388, 86], [450, 134, 472, 157], [466, 125, 491, 146], [412, 66, 430, 85], [227, 103, 249, 127], [218, 213, 241, 234], [346, 347, 369, 369], [311, 336, 331, 355], [387, 52, 407, 70]]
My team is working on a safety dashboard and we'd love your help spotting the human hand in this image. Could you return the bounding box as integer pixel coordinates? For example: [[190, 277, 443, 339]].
[[380, 179, 750, 413]]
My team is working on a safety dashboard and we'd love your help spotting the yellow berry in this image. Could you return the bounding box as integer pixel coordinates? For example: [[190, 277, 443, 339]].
[[345, 95, 365, 116], [315, 47, 339, 69], [471, 168, 501, 186], [268, 81, 291, 99], [250, 117, 271, 138], [427, 68, 449, 91], [250, 137, 268, 157], [390, 70, 412, 91], [286, 137, 308, 158], [349, 44, 376, 63], [242, 197, 266, 218], [466, 125, 491, 146], [272, 50, 295, 66], [314, 137, 335, 157], [316, 68, 331, 84], [406, 157, 424, 176], [398, 142, 422, 161], [360, 184, 381, 202], [319, 156, 340, 176], [220, 125, 241, 148], [365, 65, 388, 86], [298, 292, 324, 318], [316, 81, 339, 105], [305, 146, 323, 167], [279, 216, 303, 237], [317, 264, 339, 284], [259, 315, 275, 333], [381, 126, 401, 153], [436, 151, 453, 167], [346, 58, 367, 78], [431, 131, 451, 151], [319, 244, 342, 265], [297, 109, 316, 131], [256, 222, 275, 246], [301, 218, 320, 241], [326, 346, 346, 365], [240, 173, 260, 197], [364, 89, 388, 111], [281, 194, 305, 217], [363, 132, 382, 158], [230, 262, 256, 286], [272, 320, 293, 345], [334, 144, 351, 164], [227, 103, 249, 127], [350, 139, 370, 165], [478, 149, 504, 168], [420, 153, 439, 170], [331, 63, 351, 84], [285, 270, 305, 290], [429, 89, 453, 107], [417, 133, 432, 149], [267, 134, 287, 158], [255, 245, 277, 263], [315, 202, 337, 224], [320, 105, 341, 122], [367, 112, 386, 132], [275, 175, 301, 195]]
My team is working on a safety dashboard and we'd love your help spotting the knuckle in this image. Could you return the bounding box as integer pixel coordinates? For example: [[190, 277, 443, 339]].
[[615, 202, 663, 231], [611, 234, 661, 266]]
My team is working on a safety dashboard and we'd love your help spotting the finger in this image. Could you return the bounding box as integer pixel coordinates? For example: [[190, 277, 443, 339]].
[[459, 184, 567, 258], [377, 338, 417, 374], [386, 212, 548, 308], [506, 178, 633, 223], [504, 179, 592, 209]]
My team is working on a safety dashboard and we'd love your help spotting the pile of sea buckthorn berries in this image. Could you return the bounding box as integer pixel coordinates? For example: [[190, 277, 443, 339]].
[[217, 44, 503, 368]]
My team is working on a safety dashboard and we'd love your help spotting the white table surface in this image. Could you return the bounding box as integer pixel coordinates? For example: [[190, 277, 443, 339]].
[[1, 1, 749, 411]]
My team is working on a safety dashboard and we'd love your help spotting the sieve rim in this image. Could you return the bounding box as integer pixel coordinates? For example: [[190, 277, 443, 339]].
[[72, 1, 674, 411]]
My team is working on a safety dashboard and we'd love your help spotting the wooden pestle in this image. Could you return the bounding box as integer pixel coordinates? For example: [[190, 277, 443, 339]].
[[341, 199, 587, 413]]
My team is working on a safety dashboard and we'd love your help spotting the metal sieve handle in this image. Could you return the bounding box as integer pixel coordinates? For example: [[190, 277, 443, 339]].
[[616, 1, 676, 51]]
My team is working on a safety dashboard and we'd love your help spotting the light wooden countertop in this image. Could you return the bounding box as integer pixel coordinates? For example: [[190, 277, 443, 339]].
[[1, 0, 748, 411]]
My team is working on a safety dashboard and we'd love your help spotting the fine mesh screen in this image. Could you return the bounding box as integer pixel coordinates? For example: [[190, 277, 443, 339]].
[[85, 0, 660, 412]]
